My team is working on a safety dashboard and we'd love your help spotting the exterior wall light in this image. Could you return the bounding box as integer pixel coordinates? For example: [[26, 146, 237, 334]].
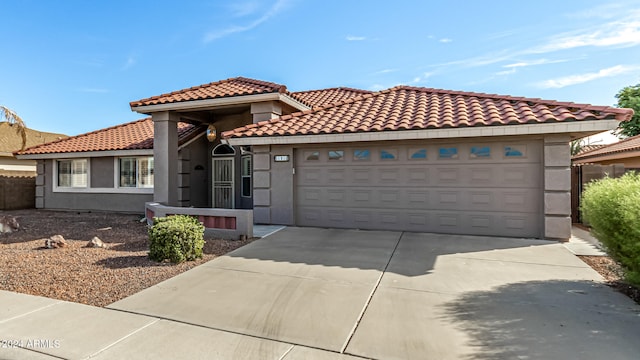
[[207, 125, 217, 142]]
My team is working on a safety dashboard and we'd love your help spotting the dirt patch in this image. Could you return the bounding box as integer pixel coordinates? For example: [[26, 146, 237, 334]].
[[579, 255, 640, 305], [0, 209, 254, 307]]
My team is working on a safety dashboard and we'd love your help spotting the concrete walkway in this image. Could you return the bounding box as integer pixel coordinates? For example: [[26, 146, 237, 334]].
[[2, 228, 640, 359]]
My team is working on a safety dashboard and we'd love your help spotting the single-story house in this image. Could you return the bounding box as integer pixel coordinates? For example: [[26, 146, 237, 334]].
[[16, 77, 634, 240], [0, 122, 66, 175], [572, 134, 640, 171]]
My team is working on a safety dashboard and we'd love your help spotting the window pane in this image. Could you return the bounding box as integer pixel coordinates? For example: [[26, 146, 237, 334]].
[[438, 147, 458, 159], [138, 158, 154, 188], [380, 149, 397, 160], [328, 150, 344, 160], [58, 160, 71, 187], [74, 160, 87, 187], [410, 148, 427, 159], [505, 145, 526, 157], [119, 158, 136, 187], [353, 149, 370, 161], [470, 146, 491, 158], [305, 151, 319, 161], [242, 156, 252, 176], [242, 177, 251, 197]]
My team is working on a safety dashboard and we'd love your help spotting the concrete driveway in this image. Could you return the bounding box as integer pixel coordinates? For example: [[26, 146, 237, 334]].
[[105, 227, 640, 359]]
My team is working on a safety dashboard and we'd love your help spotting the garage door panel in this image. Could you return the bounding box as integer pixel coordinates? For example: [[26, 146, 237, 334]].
[[295, 141, 542, 238], [296, 206, 540, 237]]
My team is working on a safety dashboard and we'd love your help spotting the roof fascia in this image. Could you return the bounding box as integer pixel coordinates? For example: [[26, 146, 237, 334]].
[[225, 120, 619, 146], [16, 149, 154, 160], [131, 93, 309, 114]]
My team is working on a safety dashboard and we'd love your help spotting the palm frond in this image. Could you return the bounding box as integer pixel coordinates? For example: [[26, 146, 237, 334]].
[[0, 106, 28, 150]]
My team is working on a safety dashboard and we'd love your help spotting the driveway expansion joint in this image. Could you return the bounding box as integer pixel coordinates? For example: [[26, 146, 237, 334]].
[[340, 231, 404, 354]]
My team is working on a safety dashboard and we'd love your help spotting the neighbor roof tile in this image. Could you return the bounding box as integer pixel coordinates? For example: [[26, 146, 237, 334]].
[[572, 134, 640, 161], [223, 86, 633, 139], [130, 77, 288, 107], [17, 118, 201, 155]]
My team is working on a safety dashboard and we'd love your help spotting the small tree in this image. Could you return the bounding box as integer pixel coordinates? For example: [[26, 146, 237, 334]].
[[0, 106, 28, 151], [615, 83, 640, 138]]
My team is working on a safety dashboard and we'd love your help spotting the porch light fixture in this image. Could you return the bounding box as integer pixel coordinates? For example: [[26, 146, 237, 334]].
[[206, 125, 217, 142]]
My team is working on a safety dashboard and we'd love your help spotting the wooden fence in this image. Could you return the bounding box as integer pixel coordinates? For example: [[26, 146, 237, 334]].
[[571, 164, 625, 223]]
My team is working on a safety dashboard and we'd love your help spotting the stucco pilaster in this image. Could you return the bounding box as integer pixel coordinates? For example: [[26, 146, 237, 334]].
[[152, 111, 180, 206], [543, 135, 571, 240]]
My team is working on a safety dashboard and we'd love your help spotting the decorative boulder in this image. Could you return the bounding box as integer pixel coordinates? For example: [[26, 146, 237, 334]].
[[87, 236, 107, 249], [0, 215, 20, 234], [45, 235, 67, 249]]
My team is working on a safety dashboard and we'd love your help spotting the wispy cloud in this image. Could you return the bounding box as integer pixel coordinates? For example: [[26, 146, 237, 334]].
[[531, 17, 640, 53], [204, 0, 289, 42], [439, 38, 452, 43], [122, 56, 136, 70], [495, 58, 573, 75], [373, 68, 398, 74], [346, 35, 366, 41], [227, 1, 260, 17], [536, 64, 640, 88]]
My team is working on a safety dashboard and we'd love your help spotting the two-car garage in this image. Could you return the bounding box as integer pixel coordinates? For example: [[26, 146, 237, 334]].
[[294, 139, 543, 238]]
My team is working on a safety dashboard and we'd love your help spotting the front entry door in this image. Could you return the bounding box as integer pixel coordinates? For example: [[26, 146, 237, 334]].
[[213, 157, 234, 208]]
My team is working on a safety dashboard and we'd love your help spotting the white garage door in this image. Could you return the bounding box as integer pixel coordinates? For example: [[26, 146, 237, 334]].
[[295, 140, 542, 238]]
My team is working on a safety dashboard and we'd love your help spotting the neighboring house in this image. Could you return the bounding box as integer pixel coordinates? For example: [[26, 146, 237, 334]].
[[572, 134, 640, 171], [16, 77, 634, 240], [0, 122, 66, 174]]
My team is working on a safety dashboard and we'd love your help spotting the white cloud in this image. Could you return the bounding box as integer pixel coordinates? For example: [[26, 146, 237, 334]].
[[204, 0, 289, 42], [532, 18, 640, 53], [346, 35, 366, 41], [536, 64, 640, 88], [373, 68, 398, 74], [439, 38, 452, 43], [227, 1, 260, 17], [503, 58, 570, 68]]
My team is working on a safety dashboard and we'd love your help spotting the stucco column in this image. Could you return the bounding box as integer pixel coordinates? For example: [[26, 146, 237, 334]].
[[251, 101, 282, 123], [152, 111, 180, 206], [543, 134, 572, 240]]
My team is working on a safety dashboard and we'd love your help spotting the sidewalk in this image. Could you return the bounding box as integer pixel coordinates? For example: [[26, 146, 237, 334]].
[[564, 225, 606, 256]]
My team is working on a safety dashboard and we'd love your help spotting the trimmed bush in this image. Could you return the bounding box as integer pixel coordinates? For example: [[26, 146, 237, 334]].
[[148, 215, 205, 264], [580, 172, 640, 286]]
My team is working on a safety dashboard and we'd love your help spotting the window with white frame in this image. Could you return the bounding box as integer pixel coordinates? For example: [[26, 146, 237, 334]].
[[119, 157, 154, 188], [57, 159, 88, 188], [241, 155, 252, 197]]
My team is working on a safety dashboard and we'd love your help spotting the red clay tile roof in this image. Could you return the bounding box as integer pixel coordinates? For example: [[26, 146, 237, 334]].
[[574, 144, 606, 157], [130, 77, 288, 107], [223, 86, 634, 139], [16, 118, 202, 155], [572, 134, 640, 161], [290, 87, 373, 107]]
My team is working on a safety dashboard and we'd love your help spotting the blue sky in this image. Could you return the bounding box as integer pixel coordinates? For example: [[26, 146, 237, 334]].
[[2, 0, 640, 138]]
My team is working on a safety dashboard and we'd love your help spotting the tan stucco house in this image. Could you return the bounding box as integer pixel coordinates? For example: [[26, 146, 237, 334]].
[[0, 122, 66, 175], [16, 77, 634, 240], [572, 134, 640, 171]]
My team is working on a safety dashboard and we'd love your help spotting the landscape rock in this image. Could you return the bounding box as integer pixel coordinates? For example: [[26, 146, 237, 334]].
[[45, 235, 67, 249], [0, 215, 20, 234], [87, 236, 107, 248]]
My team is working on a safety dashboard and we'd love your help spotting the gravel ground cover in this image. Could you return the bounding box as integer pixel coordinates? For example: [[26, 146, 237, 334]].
[[0, 209, 253, 307]]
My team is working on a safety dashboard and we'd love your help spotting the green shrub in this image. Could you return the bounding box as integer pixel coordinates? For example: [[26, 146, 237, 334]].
[[148, 215, 205, 264], [580, 172, 640, 286]]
